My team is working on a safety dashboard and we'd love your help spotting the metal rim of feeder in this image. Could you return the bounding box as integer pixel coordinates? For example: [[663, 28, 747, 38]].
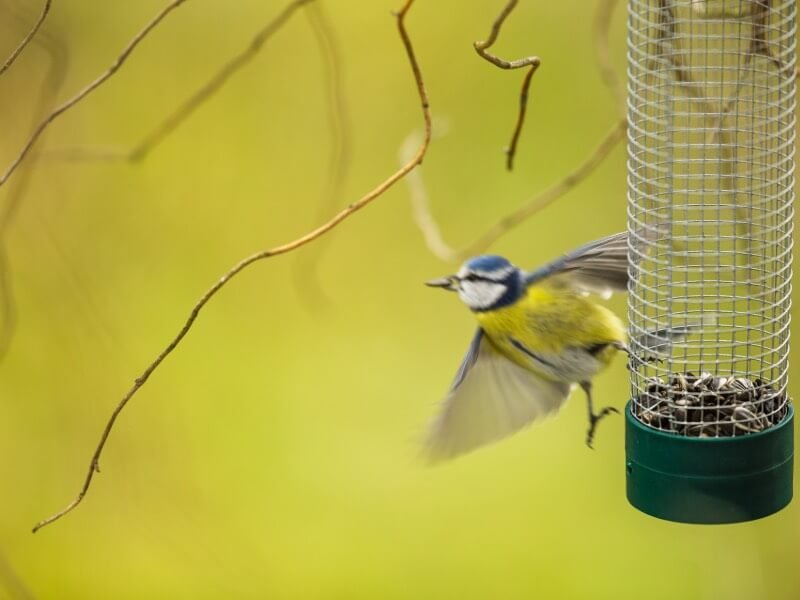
[[625, 0, 795, 524]]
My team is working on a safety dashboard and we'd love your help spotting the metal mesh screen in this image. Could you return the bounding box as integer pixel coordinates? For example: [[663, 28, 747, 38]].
[[627, 0, 795, 436]]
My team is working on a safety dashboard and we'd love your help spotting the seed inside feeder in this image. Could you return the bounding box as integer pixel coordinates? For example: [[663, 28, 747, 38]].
[[633, 373, 791, 437]]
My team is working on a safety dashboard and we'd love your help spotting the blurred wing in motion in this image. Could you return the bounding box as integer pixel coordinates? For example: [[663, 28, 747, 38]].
[[524, 231, 630, 298], [524, 228, 664, 298], [423, 329, 572, 463], [634, 314, 719, 355]]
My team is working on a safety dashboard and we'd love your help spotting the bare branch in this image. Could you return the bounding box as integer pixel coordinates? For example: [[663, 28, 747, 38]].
[[0, 0, 189, 190], [706, 0, 795, 145], [474, 0, 541, 171], [460, 119, 627, 257], [401, 119, 626, 263], [593, 0, 624, 113], [401, 0, 629, 264], [0, 0, 51, 78], [43, 0, 315, 163], [654, 1, 705, 100], [0, 2, 69, 364], [749, 0, 792, 76], [128, 0, 313, 162], [292, 1, 353, 309], [399, 122, 458, 263], [32, 0, 431, 533]]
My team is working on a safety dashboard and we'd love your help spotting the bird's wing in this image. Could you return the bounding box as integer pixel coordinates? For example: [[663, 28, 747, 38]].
[[523, 231, 632, 298], [423, 329, 573, 463]]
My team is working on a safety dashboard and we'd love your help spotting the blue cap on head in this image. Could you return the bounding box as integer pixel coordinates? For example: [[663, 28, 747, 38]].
[[464, 255, 512, 273], [456, 255, 522, 311]]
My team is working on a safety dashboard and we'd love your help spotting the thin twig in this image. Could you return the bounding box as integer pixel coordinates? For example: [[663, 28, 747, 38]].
[[404, 0, 627, 263], [399, 121, 458, 263], [749, 0, 790, 75], [0, 0, 189, 190], [707, 0, 794, 145], [0, 12, 69, 234], [32, 0, 431, 533], [0, 1, 69, 364], [292, 0, 352, 309], [128, 0, 313, 162], [41, 0, 315, 163], [593, 0, 624, 114], [473, 0, 541, 171], [0, 0, 51, 78], [402, 119, 627, 263], [459, 119, 627, 259], [655, 0, 707, 102]]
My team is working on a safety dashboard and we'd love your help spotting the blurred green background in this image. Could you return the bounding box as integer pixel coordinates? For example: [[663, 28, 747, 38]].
[[0, 0, 798, 598]]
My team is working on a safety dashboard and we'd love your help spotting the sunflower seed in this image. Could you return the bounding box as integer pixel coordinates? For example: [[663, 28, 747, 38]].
[[633, 373, 791, 437]]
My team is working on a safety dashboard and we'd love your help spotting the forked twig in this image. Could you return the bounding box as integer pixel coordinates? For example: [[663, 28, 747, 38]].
[[0, 0, 189, 190], [32, 0, 431, 533], [474, 0, 541, 171], [0, 0, 51, 77], [402, 0, 628, 264]]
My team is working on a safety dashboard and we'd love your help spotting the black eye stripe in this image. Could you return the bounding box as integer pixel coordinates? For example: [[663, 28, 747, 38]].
[[462, 274, 505, 283]]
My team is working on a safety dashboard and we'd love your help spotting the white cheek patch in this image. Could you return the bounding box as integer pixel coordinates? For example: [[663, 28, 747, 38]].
[[458, 281, 506, 310]]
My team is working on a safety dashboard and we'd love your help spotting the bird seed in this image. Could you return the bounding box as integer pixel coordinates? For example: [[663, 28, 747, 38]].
[[633, 373, 790, 436]]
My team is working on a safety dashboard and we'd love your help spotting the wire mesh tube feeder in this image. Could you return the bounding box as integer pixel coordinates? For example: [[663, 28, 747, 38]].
[[625, 0, 795, 523]]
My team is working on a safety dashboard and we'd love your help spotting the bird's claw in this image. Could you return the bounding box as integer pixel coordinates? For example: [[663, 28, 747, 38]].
[[626, 354, 664, 371], [615, 343, 663, 371], [585, 406, 620, 449]]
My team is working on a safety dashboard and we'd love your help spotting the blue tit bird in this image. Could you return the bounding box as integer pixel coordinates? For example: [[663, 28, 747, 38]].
[[423, 231, 633, 461]]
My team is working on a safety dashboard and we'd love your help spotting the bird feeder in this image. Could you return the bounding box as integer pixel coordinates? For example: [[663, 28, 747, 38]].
[[626, 0, 795, 523]]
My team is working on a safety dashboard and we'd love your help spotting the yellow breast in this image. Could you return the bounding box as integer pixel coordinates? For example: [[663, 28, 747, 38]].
[[475, 283, 626, 373]]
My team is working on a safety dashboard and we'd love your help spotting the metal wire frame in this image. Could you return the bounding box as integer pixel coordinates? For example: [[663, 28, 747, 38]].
[[627, 0, 796, 435]]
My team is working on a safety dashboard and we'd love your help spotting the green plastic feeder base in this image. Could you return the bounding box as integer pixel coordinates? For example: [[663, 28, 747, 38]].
[[625, 402, 794, 524]]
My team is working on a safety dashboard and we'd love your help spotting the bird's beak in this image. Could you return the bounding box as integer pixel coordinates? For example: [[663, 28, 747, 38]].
[[425, 276, 458, 291]]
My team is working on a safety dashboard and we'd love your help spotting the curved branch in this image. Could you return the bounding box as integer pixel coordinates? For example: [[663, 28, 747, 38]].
[[0, 0, 189, 190], [399, 123, 458, 263], [32, 0, 431, 533], [0, 0, 51, 77], [474, 0, 541, 171]]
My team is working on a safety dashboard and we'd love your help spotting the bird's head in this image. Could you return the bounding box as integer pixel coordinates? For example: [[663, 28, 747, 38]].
[[425, 255, 524, 312]]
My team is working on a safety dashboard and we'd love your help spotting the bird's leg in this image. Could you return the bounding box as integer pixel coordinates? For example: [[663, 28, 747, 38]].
[[581, 380, 618, 449]]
